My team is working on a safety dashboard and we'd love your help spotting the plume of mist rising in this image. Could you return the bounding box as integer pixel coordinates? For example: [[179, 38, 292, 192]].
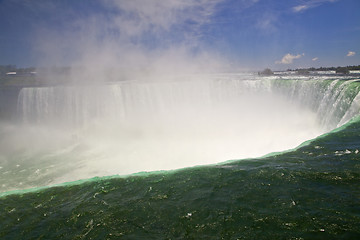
[[32, 0, 229, 83], [0, 76, 327, 192], [0, 1, 328, 192]]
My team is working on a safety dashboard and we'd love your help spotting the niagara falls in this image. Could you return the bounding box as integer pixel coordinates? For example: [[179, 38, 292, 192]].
[[1, 0, 360, 239]]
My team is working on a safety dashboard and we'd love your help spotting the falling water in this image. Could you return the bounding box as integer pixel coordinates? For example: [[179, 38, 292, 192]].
[[1, 74, 359, 192]]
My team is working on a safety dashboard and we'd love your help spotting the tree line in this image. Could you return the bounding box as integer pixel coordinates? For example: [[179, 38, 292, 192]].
[[287, 65, 360, 72]]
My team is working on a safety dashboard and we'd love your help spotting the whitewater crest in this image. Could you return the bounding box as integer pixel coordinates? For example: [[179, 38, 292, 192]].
[[1, 74, 360, 192]]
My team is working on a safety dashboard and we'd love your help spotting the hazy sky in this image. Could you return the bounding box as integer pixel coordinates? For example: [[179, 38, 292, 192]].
[[0, 0, 359, 70]]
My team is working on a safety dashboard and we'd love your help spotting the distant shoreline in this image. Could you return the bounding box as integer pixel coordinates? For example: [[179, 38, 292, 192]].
[[1, 64, 360, 87], [2, 71, 360, 86]]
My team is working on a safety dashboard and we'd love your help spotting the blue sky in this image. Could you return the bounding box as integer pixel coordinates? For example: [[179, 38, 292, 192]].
[[0, 0, 359, 71]]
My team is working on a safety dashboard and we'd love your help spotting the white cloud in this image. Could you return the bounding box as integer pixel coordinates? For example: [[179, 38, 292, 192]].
[[32, 0, 231, 79], [292, 0, 339, 13], [276, 53, 304, 64], [293, 5, 309, 12], [256, 13, 278, 32], [347, 51, 356, 57], [312, 57, 318, 61], [104, 0, 224, 38]]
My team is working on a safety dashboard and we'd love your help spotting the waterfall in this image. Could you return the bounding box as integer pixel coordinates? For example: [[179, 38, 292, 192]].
[[17, 75, 360, 130], [270, 77, 360, 129], [1, 73, 357, 192]]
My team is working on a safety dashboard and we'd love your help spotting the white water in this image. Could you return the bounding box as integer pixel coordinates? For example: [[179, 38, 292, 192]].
[[1, 74, 359, 191]]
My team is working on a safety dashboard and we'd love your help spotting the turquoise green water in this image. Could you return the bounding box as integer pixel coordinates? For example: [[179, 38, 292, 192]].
[[1, 118, 359, 239], [1, 76, 360, 239]]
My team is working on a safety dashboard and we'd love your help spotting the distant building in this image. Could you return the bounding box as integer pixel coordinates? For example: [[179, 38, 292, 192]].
[[258, 68, 274, 76], [296, 69, 310, 75], [336, 68, 350, 74]]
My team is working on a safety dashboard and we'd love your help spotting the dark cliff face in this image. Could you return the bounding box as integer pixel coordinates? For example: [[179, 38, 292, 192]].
[[0, 87, 21, 121]]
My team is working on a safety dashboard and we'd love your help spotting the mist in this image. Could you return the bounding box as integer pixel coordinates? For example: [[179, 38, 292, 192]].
[[0, 1, 328, 192], [32, 0, 231, 83], [1, 75, 328, 192]]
